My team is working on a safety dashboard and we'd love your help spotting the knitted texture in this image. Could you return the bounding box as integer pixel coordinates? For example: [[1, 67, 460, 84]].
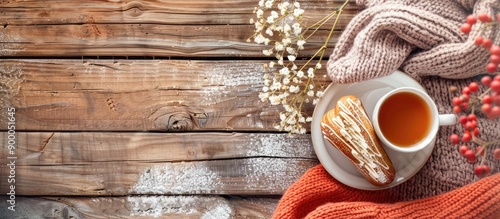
[[327, 0, 500, 83], [273, 165, 500, 219]]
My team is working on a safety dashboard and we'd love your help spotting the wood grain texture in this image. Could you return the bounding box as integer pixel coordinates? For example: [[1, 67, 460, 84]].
[[0, 59, 330, 131], [0, 196, 280, 218], [0, 0, 359, 57], [0, 23, 342, 57], [0, 132, 317, 196], [0, 0, 358, 25], [0, 157, 317, 196], [2, 132, 316, 165]]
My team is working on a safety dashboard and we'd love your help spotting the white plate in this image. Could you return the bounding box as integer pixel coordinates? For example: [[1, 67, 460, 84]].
[[311, 71, 435, 190]]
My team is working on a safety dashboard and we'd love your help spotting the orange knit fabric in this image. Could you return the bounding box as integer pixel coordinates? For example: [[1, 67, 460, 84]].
[[273, 165, 500, 219]]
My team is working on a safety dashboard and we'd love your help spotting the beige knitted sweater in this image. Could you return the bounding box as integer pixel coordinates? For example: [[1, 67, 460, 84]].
[[327, 0, 499, 201]]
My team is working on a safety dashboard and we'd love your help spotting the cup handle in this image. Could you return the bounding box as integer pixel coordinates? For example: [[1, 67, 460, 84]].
[[439, 114, 457, 126]]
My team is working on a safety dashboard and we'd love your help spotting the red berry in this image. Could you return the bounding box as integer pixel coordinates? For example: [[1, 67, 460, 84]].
[[494, 148, 500, 160], [459, 145, 469, 155], [460, 23, 472, 34], [459, 115, 468, 124], [452, 97, 462, 106], [482, 103, 492, 114], [475, 165, 490, 177], [478, 13, 492, 22], [460, 94, 470, 102], [498, 13, 500, 22], [467, 114, 477, 121], [462, 132, 472, 142], [466, 15, 477, 25], [465, 121, 477, 130], [481, 75, 492, 86], [482, 95, 493, 105], [462, 86, 471, 95], [474, 36, 484, 46], [491, 106, 500, 118], [449, 134, 460, 144], [468, 82, 479, 92], [460, 102, 469, 110], [493, 94, 500, 105], [464, 150, 476, 163], [491, 55, 500, 65], [491, 46, 500, 56], [473, 127, 480, 137], [495, 74, 500, 81], [486, 62, 498, 73], [483, 39, 493, 49], [491, 80, 500, 92], [453, 105, 461, 113]]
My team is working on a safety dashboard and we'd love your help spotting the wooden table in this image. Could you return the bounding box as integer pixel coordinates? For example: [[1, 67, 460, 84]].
[[0, 1, 358, 218]]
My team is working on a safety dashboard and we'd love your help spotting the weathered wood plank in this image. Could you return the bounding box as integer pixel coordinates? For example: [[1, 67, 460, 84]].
[[0, 59, 331, 131], [0, 0, 358, 26], [0, 0, 358, 57], [2, 132, 316, 165], [0, 196, 279, 219], [0, 157, 317, 196], [0, 23, 342, 57], [0, 131, 316, 196]]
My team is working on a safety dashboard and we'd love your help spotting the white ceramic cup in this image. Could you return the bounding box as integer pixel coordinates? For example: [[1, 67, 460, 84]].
[[372, 87, 456, 153]]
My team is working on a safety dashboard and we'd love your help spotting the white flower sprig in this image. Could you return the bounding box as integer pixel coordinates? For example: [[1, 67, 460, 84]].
[[248, 0, 350, 134]]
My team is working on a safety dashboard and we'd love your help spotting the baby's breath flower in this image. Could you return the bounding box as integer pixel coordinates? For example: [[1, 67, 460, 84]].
[[275, 43, 284, 51], [289, 85, 300, 93], [307, 68, 315, 78], [256, 9, 264, 18], [250, 0, 349, 134], [282, 38, 292, 46], [263, 49, 272, 56], [283, 77, 290, 85], [258, 92, 269, 101], [271, 11, 279, 18], [284, 24, 292, 35], [297, 39, 306, 50], [269, 95, 281, 105], [293, 8, 304, 17], [266, 16, 275, 24], [279, 67, 290, 75], [265, 28, 274, 36], [265, 0, 273, 8], [296, 70, 304, 78]]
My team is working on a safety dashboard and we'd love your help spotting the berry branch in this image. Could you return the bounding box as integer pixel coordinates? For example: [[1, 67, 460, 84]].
[[450, 12, 500, 177]]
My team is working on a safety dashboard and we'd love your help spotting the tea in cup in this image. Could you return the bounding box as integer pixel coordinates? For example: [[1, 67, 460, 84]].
[[372, 87, 456, 153]]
